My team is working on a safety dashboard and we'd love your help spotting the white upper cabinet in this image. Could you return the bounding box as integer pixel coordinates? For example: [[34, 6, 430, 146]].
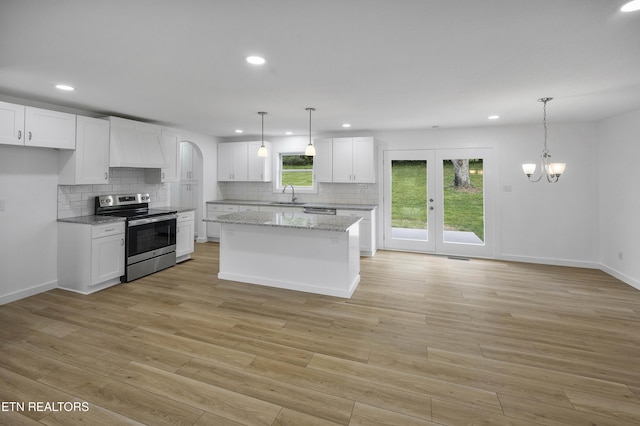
[[109, 116, 168, 168], [59, 116, 110, 185], [180, 142, 200, 181], [25, 107, 76, 149], [247, 141, 272, 182], [313, 138, 333, 183], [159, 129, 180, 182], [0, 101, 75, 149], [332, 137, 376, 183], [0, 101, 25, 146], [217, 142, 248, 181], [218, 141, 272, 182]]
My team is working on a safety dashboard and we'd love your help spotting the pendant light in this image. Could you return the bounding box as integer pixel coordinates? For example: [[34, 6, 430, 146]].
[[257, 111, 268, 157], [522, 97, 566, 183], [305, 107, 316, 156]]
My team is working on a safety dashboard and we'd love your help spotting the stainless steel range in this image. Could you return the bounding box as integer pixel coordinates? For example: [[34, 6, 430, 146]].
[[95, 193, 177, 282]]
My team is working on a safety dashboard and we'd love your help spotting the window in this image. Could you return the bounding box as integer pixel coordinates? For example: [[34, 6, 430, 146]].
[[278, 153, 315, 191]]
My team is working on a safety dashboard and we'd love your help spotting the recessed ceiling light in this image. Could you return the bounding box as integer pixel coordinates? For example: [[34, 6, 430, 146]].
[[342, 123, 351, 128], [235, 129, 243, 133], [246, 56, 266, 65], [488, 115, 500, 120], [285, 131, 293, 135], [55, 84, 74, 91], [621, 0, 640, 12]]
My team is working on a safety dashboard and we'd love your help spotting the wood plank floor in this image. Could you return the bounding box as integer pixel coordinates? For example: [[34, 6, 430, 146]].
[[2, 242, 640, 425]]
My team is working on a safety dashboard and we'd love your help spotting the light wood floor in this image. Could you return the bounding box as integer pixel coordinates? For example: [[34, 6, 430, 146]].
[[1, 243, 640, 425]]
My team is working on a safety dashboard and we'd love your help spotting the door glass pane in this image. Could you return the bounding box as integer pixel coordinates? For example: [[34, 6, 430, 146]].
[[391, 160, 428, 240], [442, 158, 484, 244]]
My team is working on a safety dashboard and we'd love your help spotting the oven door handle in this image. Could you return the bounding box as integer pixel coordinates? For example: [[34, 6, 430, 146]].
[[128, 214, 177, 227]]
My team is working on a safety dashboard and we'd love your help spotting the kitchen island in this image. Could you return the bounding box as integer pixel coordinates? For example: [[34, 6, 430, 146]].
[[204, 210, 362, 298]]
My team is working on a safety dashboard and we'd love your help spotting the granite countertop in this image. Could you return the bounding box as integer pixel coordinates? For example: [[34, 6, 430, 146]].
[[57, 215, 127, 225], [58, 206, 193, 225], [206, 199, 377, 211], [204, 210, 362, 232]]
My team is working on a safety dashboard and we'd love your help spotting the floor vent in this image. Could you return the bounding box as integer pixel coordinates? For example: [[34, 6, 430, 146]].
[[448, 256, 470, 261]]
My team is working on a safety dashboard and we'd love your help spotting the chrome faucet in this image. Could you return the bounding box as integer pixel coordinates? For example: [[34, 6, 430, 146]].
[[282, 184, 297, 203]]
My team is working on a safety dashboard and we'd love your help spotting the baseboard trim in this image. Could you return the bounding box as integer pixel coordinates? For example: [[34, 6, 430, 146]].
[[600, 264, 640, 291], [0, 280, 58, 305], [498, 254, 600, 269]]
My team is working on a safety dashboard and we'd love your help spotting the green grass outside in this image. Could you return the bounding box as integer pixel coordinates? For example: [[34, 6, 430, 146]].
[[392, 160, 484, 239]]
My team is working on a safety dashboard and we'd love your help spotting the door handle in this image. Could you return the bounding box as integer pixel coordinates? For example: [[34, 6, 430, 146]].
[[429, 198, 434, 202], [429, 206, 434, 210]]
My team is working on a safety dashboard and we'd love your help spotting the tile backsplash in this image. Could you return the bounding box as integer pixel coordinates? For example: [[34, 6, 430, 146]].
[[58, 168, 169, 218], [218, 181, 378, 205]]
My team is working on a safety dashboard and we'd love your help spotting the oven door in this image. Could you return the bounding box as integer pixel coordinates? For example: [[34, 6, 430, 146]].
[[127, 214, 177, 264]]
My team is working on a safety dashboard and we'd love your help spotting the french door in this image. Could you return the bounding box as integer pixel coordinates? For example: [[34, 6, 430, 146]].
[[383, 148, 495, 258]]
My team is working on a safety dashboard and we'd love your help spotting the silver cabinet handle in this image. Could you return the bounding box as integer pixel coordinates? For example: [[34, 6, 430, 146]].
[[162, 172, 165, 179], [104, 172, 108, 180], [121, 238, 124, 246], [18, 130, 22, 140], [28, 131, 32, 140]]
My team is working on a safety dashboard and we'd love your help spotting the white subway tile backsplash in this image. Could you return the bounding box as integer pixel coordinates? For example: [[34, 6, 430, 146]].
[[57, 168, 169, 218]]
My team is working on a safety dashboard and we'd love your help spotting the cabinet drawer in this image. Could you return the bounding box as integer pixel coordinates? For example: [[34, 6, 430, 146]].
[[178, 211, 195, 222], [92, 222, 125, 238], [207, 204, 239, 213]]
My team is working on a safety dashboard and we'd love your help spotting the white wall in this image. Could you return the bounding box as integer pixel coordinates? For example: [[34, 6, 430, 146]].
[[597, 109, 640, 290], [372, 122, 599, 268], [0, 145, 59, 303]]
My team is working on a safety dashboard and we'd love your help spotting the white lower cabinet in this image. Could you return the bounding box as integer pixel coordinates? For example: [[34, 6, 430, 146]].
[[58, 221, 125, 294], [206, 204, 239, 240], [176, 210, 195, 262], [337, 208, 377, 256]]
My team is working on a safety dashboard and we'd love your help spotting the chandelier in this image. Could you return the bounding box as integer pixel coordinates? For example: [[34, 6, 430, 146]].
[[522, 97, 566, 183]]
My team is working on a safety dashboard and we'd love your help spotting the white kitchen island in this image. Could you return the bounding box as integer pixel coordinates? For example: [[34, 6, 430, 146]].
[[204, 211, 362, 298]]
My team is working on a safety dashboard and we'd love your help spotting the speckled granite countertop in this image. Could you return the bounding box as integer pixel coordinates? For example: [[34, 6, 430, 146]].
[[206, 199, 377, 210], [58, 206, 194, 225], [57, 215, 126, 225], [203, 210, 362, 232]]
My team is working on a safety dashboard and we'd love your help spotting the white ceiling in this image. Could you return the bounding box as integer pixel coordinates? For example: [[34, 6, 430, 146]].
[[1, 0, 639, 138]]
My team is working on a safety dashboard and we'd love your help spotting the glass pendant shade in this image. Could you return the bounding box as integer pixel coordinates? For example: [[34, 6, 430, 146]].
[[305, 143, 316, 156]]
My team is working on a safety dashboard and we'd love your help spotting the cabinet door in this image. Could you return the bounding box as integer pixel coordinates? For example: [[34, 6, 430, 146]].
[[0, 101, 25, 146], [247, 141, 271, 181], [332, 138, 354, 183], [176, 218, 195, 257], [313, 138, 333, 182], [217, 143, 233, 181], [352, 137, 376, 183], [231, 143, 248, 180], [74, 116, 110, 184], [91, 233, 125, 286], [218, 142, 248, 181], [25, 106, 76, 149], [160, 131, 180, 182]]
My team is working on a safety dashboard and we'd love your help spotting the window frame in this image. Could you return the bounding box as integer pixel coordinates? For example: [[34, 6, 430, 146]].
[[274, 151, 317, 194]]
